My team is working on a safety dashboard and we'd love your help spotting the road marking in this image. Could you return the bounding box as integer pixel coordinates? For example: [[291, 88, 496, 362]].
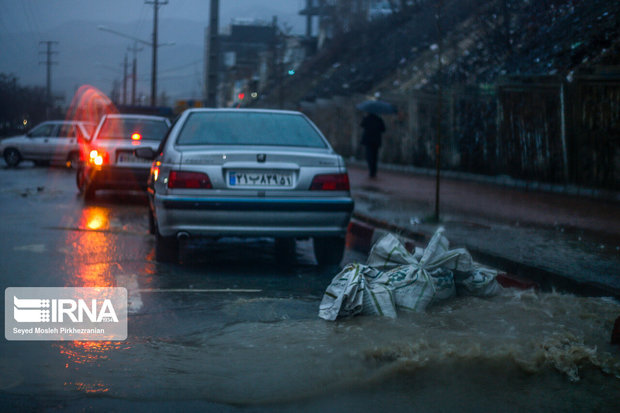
[[137, 288, 263, 293], [115, 273, 263, 315], [13, 244, 46, 253], [45, 226, 146, 236]]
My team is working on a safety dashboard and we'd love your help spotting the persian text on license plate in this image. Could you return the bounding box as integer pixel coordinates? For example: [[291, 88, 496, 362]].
[[228, 171, 293, 188], [116, 153, 151, 164]]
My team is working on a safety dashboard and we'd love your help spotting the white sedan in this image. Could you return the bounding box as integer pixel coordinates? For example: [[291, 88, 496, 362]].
[[137, 108, 354, 266], [1, 120, 95, 167]]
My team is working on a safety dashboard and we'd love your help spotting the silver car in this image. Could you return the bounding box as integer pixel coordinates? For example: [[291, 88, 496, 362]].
[[1, 120, 95, 167], [138, 109, 354, 265], [77, 114, 171, 199]]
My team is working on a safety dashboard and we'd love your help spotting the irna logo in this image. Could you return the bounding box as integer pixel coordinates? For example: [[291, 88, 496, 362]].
[[13, 296, 119, 323]]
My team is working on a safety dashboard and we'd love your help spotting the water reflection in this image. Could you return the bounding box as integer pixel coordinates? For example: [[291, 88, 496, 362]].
[[82, 207, 109, 231], [55, 340, 130, 395], [61, 206, 124, 286]]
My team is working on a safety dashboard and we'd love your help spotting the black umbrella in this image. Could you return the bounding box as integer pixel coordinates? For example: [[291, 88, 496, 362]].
[[356, 99, 398, 115]]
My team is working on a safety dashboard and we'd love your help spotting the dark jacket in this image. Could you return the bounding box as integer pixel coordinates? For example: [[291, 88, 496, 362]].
[[360, 114, 386, 147]]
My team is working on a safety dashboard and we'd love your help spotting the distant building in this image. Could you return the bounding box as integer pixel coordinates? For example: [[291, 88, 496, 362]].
[[204, 18, 306, 108], [299, 0, 395, 53]]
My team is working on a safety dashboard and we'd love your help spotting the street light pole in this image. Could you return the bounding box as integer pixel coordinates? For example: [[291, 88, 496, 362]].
[[146, 0, 168, 106]]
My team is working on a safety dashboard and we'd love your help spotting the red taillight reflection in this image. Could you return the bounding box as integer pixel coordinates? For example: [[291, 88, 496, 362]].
[[89, 149, 109, 166], [310, 173, 350, 191], [168, 171, 212, 189]]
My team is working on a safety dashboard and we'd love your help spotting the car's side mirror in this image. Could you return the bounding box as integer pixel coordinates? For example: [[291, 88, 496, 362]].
[[134, 147, 157, 160]]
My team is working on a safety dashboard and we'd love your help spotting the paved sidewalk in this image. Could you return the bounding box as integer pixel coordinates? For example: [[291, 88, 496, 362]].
[[346, 162, 620, 298]]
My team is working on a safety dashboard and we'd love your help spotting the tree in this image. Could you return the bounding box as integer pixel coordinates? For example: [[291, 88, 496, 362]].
[[0, 73, 55, 137]]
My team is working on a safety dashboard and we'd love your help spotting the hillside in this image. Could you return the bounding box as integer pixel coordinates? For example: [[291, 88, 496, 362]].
[[267, 0, 619, 105]]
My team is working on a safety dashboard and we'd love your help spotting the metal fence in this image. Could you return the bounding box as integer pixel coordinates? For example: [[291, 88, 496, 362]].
[[300, 73, 620, 190]]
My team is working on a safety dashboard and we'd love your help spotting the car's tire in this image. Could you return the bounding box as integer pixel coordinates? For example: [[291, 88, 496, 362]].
[[77, 167, 96, 200], [4, 148, 21, 167], [274, 237, 296, 265], [155, 233, 179, 263], [76, 167, 86, 193], [313, 236, 346, 267], [147, 207, 156, 235], [83, 184, 96, 201]]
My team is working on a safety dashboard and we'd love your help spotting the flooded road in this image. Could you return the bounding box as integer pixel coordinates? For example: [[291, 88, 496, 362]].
[[1, 165, 619, 412]]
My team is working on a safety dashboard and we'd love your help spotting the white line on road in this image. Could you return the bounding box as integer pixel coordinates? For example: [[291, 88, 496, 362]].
[[137, 288, 263, 293], [13, 244, 47, 253]]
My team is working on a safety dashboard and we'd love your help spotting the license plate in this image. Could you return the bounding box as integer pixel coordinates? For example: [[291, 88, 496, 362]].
[[117, 153, 151, 164], [228, 171, 293, 188]]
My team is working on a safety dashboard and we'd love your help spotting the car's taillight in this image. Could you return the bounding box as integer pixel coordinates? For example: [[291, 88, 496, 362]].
[[168, 171, 212, 189], [310, 173, 350, 191], [89, 149, 109, 166]]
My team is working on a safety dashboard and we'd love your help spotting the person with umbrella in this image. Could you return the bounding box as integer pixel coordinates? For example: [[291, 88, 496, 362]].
[[357, 99, 396, 178]]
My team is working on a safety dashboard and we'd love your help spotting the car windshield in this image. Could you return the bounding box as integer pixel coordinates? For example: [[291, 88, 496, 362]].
[[176, 112, 328, 148], [97, 117, 169, 141]]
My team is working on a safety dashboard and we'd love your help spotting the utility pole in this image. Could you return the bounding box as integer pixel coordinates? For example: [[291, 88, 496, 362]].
[[145, 0, 168, 106], [127, 42, 143, 105], [206, 0, 219, 107], [434, 0, 443, 222], [39, 41, 58, 113], [99, 25, 172, 105], [122, 53, 128, 105]]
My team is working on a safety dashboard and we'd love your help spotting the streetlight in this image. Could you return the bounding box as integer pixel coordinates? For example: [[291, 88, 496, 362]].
[[98, 25, 174, 106]]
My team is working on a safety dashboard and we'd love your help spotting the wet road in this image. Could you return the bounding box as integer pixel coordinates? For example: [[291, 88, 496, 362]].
[[1, 164, 620, 412]]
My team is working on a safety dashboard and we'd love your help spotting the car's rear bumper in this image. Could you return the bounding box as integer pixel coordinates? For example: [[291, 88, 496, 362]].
[[154, 195, 354, 238], [89, 166, 150, 190]]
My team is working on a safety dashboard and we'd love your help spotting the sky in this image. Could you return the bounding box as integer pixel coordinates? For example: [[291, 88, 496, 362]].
[[0, 0, 306, 103]]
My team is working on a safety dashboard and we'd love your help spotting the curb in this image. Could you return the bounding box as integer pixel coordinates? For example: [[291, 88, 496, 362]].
[[346, 159, 620, 203], [346, 217, 620, 298]]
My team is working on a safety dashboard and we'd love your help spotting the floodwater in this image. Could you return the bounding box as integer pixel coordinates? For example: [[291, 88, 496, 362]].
[[2, 286, 619, 412], [1, 166, 619, 411]]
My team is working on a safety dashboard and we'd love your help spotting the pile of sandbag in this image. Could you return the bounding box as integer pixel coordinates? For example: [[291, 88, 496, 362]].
[[319, 227, 503, 321]]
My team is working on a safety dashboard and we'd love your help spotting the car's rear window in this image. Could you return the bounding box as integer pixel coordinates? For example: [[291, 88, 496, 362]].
[[176, 112, 328, 148], [97, 118, 169, 141]]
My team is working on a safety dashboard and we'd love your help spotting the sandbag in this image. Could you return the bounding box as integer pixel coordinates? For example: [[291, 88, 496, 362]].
[[318, 228, 503, 320]]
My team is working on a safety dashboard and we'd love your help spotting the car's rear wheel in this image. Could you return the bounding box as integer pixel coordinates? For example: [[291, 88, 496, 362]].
[[313, 236, 345, 267], [76, 167, 86, 193], [4, 148, 21, 167], [83, 185, 96, 201], [147, 208, 156, 235], [77, 168, 96, 200], [274, 237, 296, 265], [155, 233, 179, 263]]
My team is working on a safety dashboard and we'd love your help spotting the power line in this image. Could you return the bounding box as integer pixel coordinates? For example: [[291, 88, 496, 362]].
[[159, 59, 202, 74]]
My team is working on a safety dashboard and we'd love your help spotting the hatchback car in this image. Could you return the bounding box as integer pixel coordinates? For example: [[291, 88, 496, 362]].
[[1, 120, 95, 167], [77, 114, 171, 199], [137, 109, 354, 266]]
